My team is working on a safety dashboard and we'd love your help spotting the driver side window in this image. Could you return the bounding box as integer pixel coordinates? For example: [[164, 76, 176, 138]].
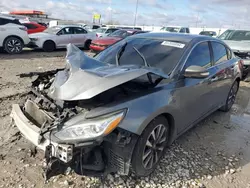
[[184, 42, 212, 69], [57, 27, 73, 35]]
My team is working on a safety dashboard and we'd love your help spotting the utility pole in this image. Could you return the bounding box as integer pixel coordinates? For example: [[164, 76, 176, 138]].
[[133, 0, 139, 27], [195, 12, 199, 28]]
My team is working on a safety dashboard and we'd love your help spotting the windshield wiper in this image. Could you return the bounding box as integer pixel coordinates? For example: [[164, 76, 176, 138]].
[[115, 42, 127, 66], [132, 46, 154, 84], [132, 46, 150, 67]]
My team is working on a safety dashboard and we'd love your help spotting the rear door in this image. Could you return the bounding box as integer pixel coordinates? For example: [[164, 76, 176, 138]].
[[56, 27, 73, 47], [210, 41, 235, 106], [177, 41, 215, 133], [71, 27, 88, 47]]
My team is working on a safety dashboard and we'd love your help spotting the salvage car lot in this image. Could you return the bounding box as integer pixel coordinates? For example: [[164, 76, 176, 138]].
[[0, 49, 250, 188]]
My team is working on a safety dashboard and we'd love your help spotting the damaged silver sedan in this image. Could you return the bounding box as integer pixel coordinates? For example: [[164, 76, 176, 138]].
[[11, 33, 243, 180]]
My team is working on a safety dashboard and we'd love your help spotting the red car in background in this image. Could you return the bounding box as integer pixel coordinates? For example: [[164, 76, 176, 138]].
[[22, 22, 47, 34], [90, 29, 146, 52]]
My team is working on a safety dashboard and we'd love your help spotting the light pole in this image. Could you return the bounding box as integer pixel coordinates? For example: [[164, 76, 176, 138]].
[[133, 0, 139, 27]]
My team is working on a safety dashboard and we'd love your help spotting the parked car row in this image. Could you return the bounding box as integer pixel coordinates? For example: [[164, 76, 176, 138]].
[[90, 29, 148, 52]]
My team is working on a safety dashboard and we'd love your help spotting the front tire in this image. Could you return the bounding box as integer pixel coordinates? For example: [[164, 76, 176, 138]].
[[220, 81, 239, 112], [131, 116, 169, 177], [84, 40, 91, 50], [43, 40, 56, 52], [4, 37, 24, 54]]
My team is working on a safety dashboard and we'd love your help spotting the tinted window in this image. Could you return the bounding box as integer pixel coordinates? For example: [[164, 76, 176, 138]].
[[179, 28, 186, 33], [211, 42, 228, 65], [0, 18, 21, 25], [57, 27, 73, 35], [93, 25, 100, 29], [186, 28, 190, 33], [73, 27, 87, 34], [108, 30, 133, 38], [23, 23, 38, 29], [185, 42, 211, 69], [95, 38, 186, 74]]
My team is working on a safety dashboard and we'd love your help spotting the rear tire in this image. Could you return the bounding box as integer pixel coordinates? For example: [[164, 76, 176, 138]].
[[4, 37, 24, 54], [43, 40, 56, 52], [220, 81, 239, 112], [131, 116, 169, 177], [84, 40, 91, 50]]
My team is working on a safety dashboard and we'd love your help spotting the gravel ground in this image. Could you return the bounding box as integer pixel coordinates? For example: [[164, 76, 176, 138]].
[[0, 49, 250, 188]]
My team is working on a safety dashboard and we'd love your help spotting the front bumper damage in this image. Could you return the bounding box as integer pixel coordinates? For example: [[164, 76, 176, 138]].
[[11, 98, 138, 180]]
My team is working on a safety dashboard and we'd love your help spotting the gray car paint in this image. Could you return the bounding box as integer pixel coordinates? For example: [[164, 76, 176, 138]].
[[51, 34, 241, 145], [48, 44, 169, 101]]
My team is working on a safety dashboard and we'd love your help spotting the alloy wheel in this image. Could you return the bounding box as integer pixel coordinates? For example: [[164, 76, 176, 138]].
[[7, 39, 22, 53], [142, 124, 167, 169]]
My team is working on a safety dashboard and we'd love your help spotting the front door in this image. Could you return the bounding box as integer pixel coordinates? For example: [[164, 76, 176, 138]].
[[56, 27, 73, 47]]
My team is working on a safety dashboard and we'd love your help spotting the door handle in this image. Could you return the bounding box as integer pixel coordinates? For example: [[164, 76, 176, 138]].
[[209, 76, 218, 83]]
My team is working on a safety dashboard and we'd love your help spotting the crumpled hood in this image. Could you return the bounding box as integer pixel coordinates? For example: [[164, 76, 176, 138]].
[[48, 44, 169, 101], [92, 37, 122, 45], [29, 32, 55, 38], [223, 40, 250, 52]]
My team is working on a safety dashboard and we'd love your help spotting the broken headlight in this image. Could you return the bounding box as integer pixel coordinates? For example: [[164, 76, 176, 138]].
[[54, 110, 126, 141]]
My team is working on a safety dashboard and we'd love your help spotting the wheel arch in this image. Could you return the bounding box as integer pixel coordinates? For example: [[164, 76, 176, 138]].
[[234, 76, 241, 92], [137, 111, 177, 146], [3, 35, 24, 46]]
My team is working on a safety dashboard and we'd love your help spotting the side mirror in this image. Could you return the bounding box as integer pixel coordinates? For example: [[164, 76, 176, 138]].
[[184, 65, 209, 78]]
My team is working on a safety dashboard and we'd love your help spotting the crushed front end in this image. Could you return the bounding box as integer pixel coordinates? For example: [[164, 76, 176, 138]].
[[11, 71, 138, 180]]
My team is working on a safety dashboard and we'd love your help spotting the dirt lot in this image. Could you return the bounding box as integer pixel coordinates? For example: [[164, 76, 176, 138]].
[[0, 49, 250, 188]]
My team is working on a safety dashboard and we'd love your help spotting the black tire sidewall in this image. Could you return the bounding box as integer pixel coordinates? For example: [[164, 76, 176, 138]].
[[43, 40, 55, 52], [220, 81, 239, 112], [84, 40, 91, 50], [4, 37, 24, 54], [131, 116, 169, 177]]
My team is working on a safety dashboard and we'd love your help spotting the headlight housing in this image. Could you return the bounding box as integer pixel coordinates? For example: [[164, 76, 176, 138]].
[[30, 38, 39, 41], [54, 110, 126, 141]]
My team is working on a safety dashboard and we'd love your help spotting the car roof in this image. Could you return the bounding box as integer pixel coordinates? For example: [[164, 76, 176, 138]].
[[56, 25, 84, 28], [130, 32, 219, 43], [0, 14, 16, 20]]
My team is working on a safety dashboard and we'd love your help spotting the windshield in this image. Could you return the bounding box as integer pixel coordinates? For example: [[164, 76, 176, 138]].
[[43, 26, 62, 34], [108, 30, 133, 38], [96, 28, 107, 33], [160, 27, 181, 32], [95, 37, 186, 75], [218, 30, 250, 41]]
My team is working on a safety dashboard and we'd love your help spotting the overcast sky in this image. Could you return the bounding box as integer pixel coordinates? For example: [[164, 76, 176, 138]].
[[0, 0, 249, 27]]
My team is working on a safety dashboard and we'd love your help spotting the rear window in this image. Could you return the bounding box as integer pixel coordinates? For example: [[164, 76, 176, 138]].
[[95, 37, 186, 74], [0, 18, 21, 25], [108, 30, 133, 38]]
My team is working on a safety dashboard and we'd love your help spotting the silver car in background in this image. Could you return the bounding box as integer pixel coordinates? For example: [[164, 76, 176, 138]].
[[95, 27, 119, 37], [218, 29, 250, 78], [28, 25, 96, 52]]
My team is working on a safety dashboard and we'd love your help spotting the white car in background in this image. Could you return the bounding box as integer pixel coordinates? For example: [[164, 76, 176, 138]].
[[95, 27, 119, 37], [0, 14, 30, 54], [28, 25, 97, 52]]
